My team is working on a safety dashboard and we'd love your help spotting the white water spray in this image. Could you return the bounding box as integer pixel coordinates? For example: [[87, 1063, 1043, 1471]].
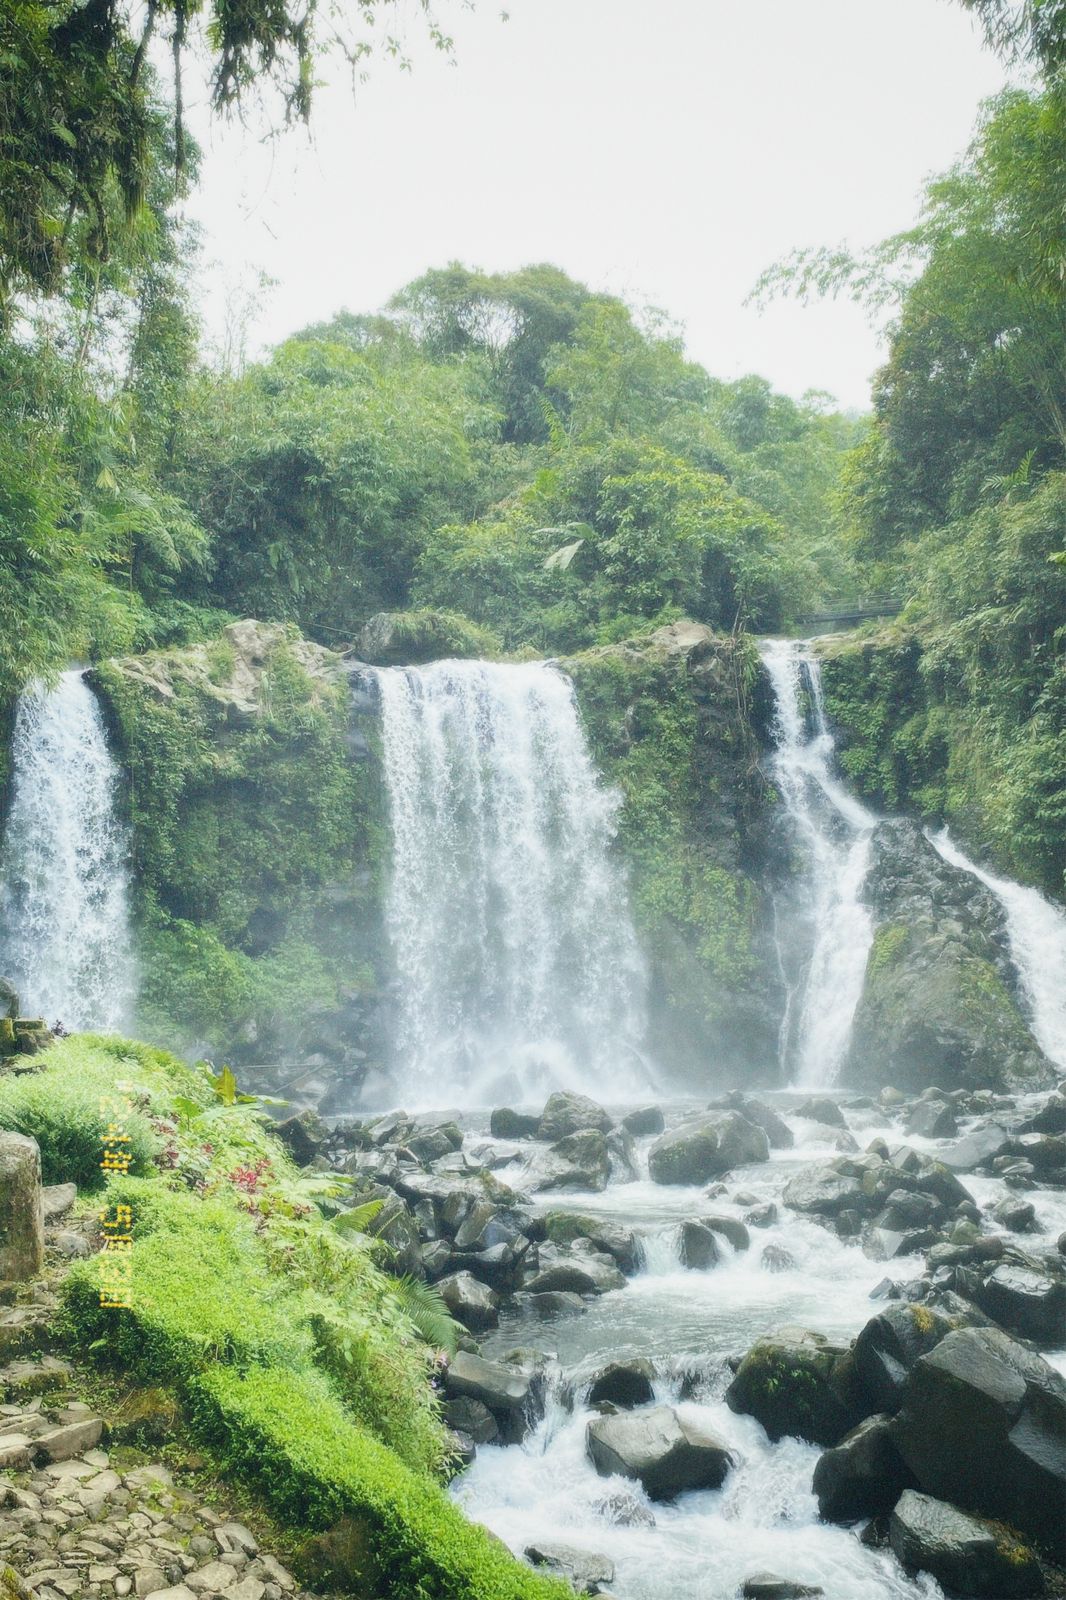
[[0, 672, 135, 1031], [761, 639, 875, 1087], [931, 828, 1066, 1072], [374, 659, 648, 1103]]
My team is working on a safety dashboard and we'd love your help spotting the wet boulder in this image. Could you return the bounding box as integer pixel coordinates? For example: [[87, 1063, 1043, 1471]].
[[648, 1112, 769, 1186], [435, 1271, 499, 1332], [890, 1490, 1044, 1597], [904, 1099, 958, 1140], [795, 1097, 847, 1129], [781, 1161, 868, 1218], [711, 1091, 794, 1150], [407, 1120, 464, 1163], [542, 1211, 642, 1274], [890, 1325, 1066, 1560], [760, 1244, 796, 1273], [852, 1302, 959, 1415], [525, 1542, 615, 1595], [527, 1290, 586, 1320], [586, 1359, 656, 1410], [0, 1133, 44, 1282], [741, 1578, 824, 1599], [586, 1404, 734, 1501], [274, 1109, 329, 1166], [971, 1262, 1066, 1345], [938, 1123, 1012, 1172], [444, 1351, 542, 1443], [812, 1413, 916, 1522], [841, 820, 1055, 1094], [538, 1091, 613, 1141], [524, 1245, 625, 1296], [699, 1214, 750, 1251], [443, 1395, 498, 1444], [1016, 1093, 1066, 1135], [489, 1107, 540, 1140], [622, 1105, 665, 1137], [524, 1130, 611, 1193], [993, 1196, 1036, 1233], [678, 1221, 722, 1270], [725, 1328, 863, 1447]]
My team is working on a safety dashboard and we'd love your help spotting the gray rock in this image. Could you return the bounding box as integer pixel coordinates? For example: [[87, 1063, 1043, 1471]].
[[905, 1100, 958, 1139], [525, 1130, 611, 1193], [812, 1413, 915, 1522], [538, 1092, 613, 1142], [542, 1213, 642, 1273], [842, 821, 1055, 1094], [993, 1196, 1036, 1232], [725, 1328, 862, 1447], [648, 1112, 769, 1186], [40, 1184, 77, 1223], [891, 1325, 1066, 1560], [939, 1123, 1012, 1171], [781, 1163, 866, 1218], [524, 1248, 624, 1296], [972, 1262, 1066, 1344], [525, 1542, 614, 1595], [527, 1290, 587, 1320], [741, 1578, 824, 1600], [760, 1244, 796, 1273], [621, 1106, 665, 1137], [443, 1396, 498, 1445], [444, 1352, 540, 1443], [489, 1108, 540, 1140], [435, 1271, 499, 1332], [890, 1489, 1044, 1596], [852, 1303, 958, 1415], [678, 1221, 722, 1270], [586, 1405, 734, 1500], [0, 1133, 43, 1281], [586, 1360, 655, 1410], [795, 1098, 847, 1129]]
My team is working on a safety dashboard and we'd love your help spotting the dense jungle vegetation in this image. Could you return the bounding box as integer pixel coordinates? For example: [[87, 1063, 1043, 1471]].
[[0, 0, 1063, 889]]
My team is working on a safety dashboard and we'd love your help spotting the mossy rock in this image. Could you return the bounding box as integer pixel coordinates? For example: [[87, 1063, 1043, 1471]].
[[356, 609, 503, 666]]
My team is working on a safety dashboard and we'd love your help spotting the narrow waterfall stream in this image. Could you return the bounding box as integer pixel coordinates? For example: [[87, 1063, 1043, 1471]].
[[930, 828, 1066, 1072], [760, 640, 876, 1088], [0, 672, 134, 1031], [374, 659, 649, 1104]]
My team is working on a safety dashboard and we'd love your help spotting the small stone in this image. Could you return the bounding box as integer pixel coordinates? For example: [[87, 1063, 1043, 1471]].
[[133, 1568, 166, 1597], [115, 1582, 132, 1597], [185, 1562, 236, 1593], [36, 1419, 103, 1462]]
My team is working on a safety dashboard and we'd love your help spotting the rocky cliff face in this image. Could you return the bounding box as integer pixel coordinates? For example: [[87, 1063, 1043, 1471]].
[[843, 820, 1055, 1093], [91, 616, 779, 1100], [566, 621, 781, 1082], [93, 620, 388, 1107]]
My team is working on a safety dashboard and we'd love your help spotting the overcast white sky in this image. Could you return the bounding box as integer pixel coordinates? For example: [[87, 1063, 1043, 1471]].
[[183, 0, 1007, 410]]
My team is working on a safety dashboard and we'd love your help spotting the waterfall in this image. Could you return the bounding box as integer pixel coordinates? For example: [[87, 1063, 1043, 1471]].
[[374, 659, 649, 1104], [761, 639, 875, 1087], [931, 828, 1066, 1072], [0, 672, 135, 1032]]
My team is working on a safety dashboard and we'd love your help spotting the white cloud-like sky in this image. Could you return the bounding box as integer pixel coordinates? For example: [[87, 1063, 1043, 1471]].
[[184, 0, 1007, 410]]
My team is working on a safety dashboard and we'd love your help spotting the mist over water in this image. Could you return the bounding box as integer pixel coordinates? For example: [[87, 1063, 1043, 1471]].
[[374, 659, 649, 1105], [761, 639, 876, 1088], [0, 672, 134, 1031]]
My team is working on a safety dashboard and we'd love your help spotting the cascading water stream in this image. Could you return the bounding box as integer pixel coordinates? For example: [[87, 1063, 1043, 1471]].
[[930, 828, 1066, 1071], [760, 639, 876, 1088], [374, 659, 649, 1104], [0, 671, 135, 1031]]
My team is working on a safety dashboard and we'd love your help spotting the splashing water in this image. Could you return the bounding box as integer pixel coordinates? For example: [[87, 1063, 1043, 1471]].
[[374, 659, 649, 1104], [0, 672, 135, 1031], [761, 639, 875, 1087], [931, 828, 1066, 1071]]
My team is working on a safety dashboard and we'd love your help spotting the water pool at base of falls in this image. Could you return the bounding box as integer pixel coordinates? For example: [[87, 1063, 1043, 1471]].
[[444, 1098, 1066, 1600]]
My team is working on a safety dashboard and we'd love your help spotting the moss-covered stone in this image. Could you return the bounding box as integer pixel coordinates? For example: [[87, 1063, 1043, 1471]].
[[566, 620, 779, 1079], [93, 619, 387, 1077], [843, 819, 1054, 1092], [357, 609, 503, 666]]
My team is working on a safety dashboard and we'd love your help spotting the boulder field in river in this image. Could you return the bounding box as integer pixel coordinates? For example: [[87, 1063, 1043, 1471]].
[[843, 819, 1055, 1093]]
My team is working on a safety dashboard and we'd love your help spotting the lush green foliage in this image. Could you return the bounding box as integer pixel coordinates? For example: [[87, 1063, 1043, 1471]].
[[94, 625, 385, 1051], [768, 84, 1065, 896], [46, 1032, 559, 1597]]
